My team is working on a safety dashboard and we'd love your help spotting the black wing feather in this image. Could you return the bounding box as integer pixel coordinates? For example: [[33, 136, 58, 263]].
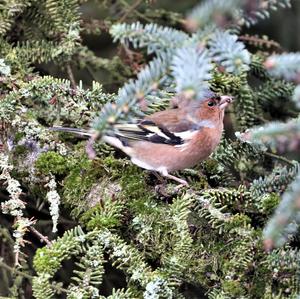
[[112, 120, 184, 145]]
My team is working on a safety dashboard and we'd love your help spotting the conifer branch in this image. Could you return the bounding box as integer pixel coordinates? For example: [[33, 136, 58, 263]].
[[92, 55, 170, 134], [265, 53, 300, 82], [209, 31, 251, 75], [171, 47, 212, 99], [238, 119, 300, 153], [110, 22, 188, 55], [263, 171, 300, 250]]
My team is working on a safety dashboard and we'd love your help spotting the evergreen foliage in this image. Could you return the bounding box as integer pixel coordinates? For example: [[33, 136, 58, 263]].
[[186, 0, 292, 29], [110, 22, 189, 55], [208, 31, 251, 75], [1, 0, 300, 298], [171, 47, 212, 99]]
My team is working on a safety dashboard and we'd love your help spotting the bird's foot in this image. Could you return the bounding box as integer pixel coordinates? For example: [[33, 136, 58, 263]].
[[163, 173, 189, 187], [153, 171, 189, 195]]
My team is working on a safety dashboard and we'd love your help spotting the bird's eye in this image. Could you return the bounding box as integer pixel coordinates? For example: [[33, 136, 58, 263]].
[[207, 100, 216, 107]]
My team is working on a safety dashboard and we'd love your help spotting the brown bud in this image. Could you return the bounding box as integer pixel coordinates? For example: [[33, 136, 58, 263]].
[[264, 58, 276, 69], [264, 238, 274, 252], [183, 18, 199, 32]]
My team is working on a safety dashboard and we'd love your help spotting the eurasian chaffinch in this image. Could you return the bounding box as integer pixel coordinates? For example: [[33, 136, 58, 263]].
[[52, 93, 232, 186]]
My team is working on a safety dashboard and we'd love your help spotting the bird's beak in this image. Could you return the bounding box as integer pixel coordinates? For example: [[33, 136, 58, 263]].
[[219, 96, 233, 110]]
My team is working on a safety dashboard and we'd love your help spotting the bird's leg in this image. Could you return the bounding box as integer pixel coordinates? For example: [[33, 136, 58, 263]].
[[151, 171, 166, 184], [165, 174, 188, 186], [161, 170, 189, 187]]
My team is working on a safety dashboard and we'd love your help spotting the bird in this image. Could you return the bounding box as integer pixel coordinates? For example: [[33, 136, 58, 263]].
[[51, 93, 232, 186]]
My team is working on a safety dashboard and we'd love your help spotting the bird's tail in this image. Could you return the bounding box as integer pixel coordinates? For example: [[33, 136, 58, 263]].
[[49, 126, 92, 137], [50, 126, 133, 156]]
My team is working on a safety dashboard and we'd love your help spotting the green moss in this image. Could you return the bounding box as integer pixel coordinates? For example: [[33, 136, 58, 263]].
[[78, 175, 123, 229], [63, 153, 152, 218], [117, 162, 151, 199], [63, 156, 106, 216], [119, 163, 156, 212], [102, 155, 125, 171], [13, 144, 29, 156], [222, 280, 245, 297], [35, 151, 69, 176]]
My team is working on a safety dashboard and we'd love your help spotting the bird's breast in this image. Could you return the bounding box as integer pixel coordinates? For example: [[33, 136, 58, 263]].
[[175, 128, 222, 165]]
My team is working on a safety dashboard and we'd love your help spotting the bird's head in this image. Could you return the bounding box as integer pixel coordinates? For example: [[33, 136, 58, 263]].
[[192, 95, 233, 123]]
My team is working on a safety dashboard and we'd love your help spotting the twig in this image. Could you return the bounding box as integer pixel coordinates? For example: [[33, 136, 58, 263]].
[[264, 152, 295, 166], [120, 0, 142, 22], [36, 219, 76, 225], [66, 63, 76, 89], [119, 0, 152, 23], [14, 250, 19, 267], [238, 35, 282, 51], [29, 226, 52, 246]]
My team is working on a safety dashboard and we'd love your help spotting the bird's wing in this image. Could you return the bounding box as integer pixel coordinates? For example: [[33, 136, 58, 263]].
[[145, 108, 194, 132], [49, 110, 191, 146], [112, 108, 206, 146], [113, 120, 184, 146], [50, 108, 203, 146]]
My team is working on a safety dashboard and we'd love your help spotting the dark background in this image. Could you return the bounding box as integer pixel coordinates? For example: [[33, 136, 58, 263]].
[[45, 0, 300, 92]]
